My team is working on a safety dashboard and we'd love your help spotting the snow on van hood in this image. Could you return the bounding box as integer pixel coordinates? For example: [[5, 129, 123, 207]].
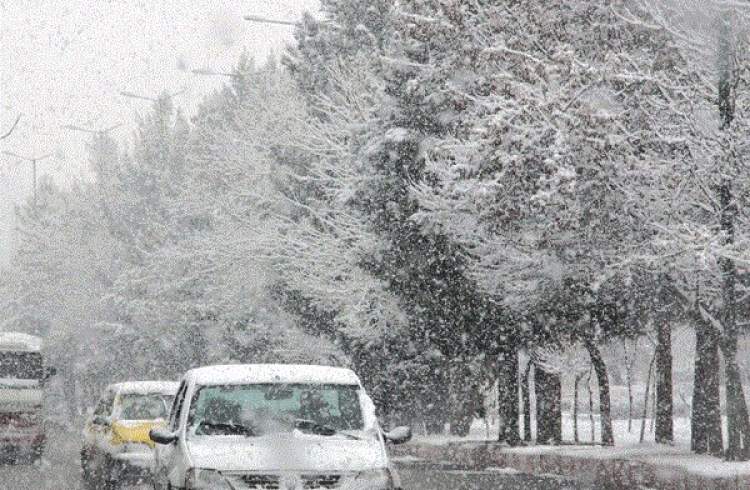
[[187, 432, 387, 473]]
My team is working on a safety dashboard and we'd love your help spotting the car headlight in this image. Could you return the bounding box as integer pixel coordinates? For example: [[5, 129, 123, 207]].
[[186, 468, 234, 490], [121, 442, 151, 454], [351, 468, 394, 490]]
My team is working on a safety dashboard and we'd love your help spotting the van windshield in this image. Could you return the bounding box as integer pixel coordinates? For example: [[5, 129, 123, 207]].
[[187, 383, 364, 436], [0, 352, 43, 380]]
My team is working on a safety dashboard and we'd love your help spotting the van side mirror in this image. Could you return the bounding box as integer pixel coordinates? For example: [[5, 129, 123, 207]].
[[43, 366, 57, 379], [150, 427, 178, 445], [40, 366, 57, 385], [384, 426, 412, 445], [92, 415, 111, 427]]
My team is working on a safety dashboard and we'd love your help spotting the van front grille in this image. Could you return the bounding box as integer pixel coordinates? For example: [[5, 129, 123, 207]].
[[235, 472, 346, 489], [302, 474, 342, 489], [240, 474, 280, 489]]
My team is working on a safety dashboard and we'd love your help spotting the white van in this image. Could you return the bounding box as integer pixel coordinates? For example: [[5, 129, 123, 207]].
[[150, 364, 411, 490]]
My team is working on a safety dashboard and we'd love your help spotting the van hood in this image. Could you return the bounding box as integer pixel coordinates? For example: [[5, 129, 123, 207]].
[[187, 432, 387, 472]]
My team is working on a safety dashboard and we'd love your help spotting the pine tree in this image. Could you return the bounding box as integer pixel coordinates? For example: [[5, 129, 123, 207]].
[[283, 0, 394, 103], [353, 0, 515, 439]]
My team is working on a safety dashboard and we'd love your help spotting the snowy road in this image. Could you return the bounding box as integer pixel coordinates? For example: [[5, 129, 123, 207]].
[[0, 426, 82, 490], [0, 427, 586, 490], [395, 459, 588, 490], [0, 426, 149, 490]]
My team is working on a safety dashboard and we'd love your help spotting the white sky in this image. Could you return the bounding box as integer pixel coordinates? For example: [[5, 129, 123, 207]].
[[0, 0, 320, 265]]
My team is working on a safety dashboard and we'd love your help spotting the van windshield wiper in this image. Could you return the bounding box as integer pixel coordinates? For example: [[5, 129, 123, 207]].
[[293, 418, 362, 440], [198, 421, 255, 437]]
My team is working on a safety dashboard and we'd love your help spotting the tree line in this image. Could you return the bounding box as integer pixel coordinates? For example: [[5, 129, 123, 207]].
[[3, 0, 750, 460]]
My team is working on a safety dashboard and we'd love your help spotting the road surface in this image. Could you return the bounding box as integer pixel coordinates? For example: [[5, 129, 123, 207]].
[[0, 425, 149, 490], [0, 427, 587, 489], [395, 458, 587, 490]]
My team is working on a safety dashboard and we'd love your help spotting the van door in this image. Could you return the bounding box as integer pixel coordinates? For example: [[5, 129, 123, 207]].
[[154, 381, 186, 489]]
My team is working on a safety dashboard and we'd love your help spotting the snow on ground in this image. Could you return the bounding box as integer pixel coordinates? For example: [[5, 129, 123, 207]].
[[486, 467, 523, 475], [412, 415, 750, 479]]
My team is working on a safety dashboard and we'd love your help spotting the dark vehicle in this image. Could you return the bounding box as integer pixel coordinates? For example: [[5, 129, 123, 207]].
[[0, 332, 56, 464]]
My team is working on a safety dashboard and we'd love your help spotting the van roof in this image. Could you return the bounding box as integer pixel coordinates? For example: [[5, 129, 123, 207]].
[[185, 364, 361, 386], [109, 381, 180, 396], [0, 332, 42, 352]]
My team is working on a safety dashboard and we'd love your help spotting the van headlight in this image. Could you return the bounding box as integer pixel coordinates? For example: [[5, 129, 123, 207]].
[[351, 468, 394, 489], [186, 468, 233, 490]]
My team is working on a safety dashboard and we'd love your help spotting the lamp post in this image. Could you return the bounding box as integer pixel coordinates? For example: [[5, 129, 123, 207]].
[[1, 151, 53, 207], [0, 114, 21, 141], [190, 67, 273, 79], [119, 88, 187, 103], [61, 123, 123, 136], [190, 68, 240, 78], [242, 15, 297, 27]]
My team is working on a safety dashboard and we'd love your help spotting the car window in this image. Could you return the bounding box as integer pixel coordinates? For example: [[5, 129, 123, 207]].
[[93, 389, 116, 417], [169, 382, 187, 431], [119, 394, 174, 420]]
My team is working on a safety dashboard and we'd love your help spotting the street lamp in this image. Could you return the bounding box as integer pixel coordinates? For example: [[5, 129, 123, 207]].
[[242, 15, 297, 27], [190, 68, 239, 78], [61, 123, 123, 136], [1, 150, 53, 207], [0, 114, 21, 141], [119, 88, 187, 103], [190, 67, 274, 79]]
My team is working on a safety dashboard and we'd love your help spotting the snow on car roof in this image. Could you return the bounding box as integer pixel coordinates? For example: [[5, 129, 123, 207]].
[[186, 364, 361, 386], [0, 332, 42, 352], [109, 381, 180, 396]]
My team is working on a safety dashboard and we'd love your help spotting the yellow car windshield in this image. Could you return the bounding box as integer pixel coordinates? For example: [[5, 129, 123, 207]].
[[119, 394, 173, 420]]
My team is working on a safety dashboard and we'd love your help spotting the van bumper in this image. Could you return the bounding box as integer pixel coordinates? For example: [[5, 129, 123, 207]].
[[0, 433, 45, 449]]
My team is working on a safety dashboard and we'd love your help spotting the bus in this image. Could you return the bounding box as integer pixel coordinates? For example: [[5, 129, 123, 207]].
[[0, 332, 56, 463]]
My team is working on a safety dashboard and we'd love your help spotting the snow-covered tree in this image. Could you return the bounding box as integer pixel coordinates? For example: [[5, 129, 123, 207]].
[[617, 0, 750, 459], [400, 0, 693, 445], [284, 0, 394, 104]]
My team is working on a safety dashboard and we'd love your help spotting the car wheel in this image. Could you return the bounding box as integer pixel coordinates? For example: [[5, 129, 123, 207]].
[[104, 480, 120, 490], [100, 459, 120, 490], [31, 444, 43, 465], [82, 473, 98, 490], [82, 457, 102, 490], [80, 449, 91, 475]]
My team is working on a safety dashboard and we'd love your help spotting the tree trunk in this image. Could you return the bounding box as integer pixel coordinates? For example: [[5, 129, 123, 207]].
[[535, 366, 562, 444], [640, 350, 656, 444], [718, 174, 750, 460], [655, 313, 674, 444], [623, 341, 633, 434], [717, 8, 750, 462], [521, 360, 533, 442], [691, 321, 723, 456], [722, 342, 750, 460], [649, 373, 657, 434], [497, 341, 521, 445], [587, 369, 595, 442], [585, 339, 614, 446]]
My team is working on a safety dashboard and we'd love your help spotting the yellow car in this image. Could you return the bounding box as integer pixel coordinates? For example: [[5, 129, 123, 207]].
[[81, 381, 179, 490]]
